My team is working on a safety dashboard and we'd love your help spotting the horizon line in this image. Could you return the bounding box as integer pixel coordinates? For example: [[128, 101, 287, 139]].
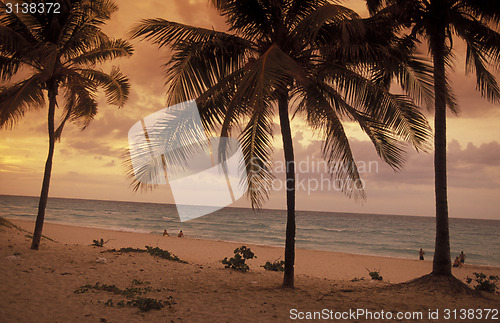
[[1, 193, 498, 222]]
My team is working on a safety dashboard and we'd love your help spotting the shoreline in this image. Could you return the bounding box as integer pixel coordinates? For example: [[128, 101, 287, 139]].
[[8, 218, 500, 283], [8, 217, 500, 269]]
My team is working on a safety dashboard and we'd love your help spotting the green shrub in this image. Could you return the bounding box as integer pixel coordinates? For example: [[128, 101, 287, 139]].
[[466, 272, 499, 293], [145, 246, 186, 263], [115, 247, 147, 253], [74, 280, 175, 312], [221, 246, 256, 272], [366, 268, 383, 280], [131, 279, 150, 285], [106, 246, 187, 263], [74, 282, 148, 298], [91, 239, 107, 247], [261, 259, 285, 272], [128, 297, 170, 312]]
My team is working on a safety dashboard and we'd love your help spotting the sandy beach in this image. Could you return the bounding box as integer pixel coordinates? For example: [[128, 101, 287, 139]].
[[1, 219, 499, 322]]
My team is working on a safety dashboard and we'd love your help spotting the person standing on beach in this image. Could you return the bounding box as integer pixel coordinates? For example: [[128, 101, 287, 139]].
[[419, 249, 425, 260], [178, 230, 184, 238], [459, 251, 466, 264], [163, 229, 169, 237]]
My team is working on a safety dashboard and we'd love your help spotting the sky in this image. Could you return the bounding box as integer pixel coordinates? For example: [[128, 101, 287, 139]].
[[0, 0, 499, 220]]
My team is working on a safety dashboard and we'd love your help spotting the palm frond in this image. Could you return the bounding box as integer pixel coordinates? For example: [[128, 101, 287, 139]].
[[239, 102, 274, 209], [209, 0, 272, 40], [0, 25, 30, 55], [365, 0, 385, 15], [465, 43, 500, 103], [60, 26, 110, 60], [319, 61, 432, 151], [62, 71, 99, 128], [131, 18, 252, 49], [297, 82, 365, 199], [291, 3, 360, 46], [388, 55, 435, 111], [284, 0, 330, 28], [451, 13, 500, 103], [164, 32, 252, 106], [0, 75, 45, 128], [461, 0, 500, 25], [79, 67, 130, 107], [451, 9, 500, 65], [196, 68, 246, 133], [69, 39, 133, 66], [0, 54, 21, 81], [304, 79, 408, 170], [0, 1, 39, 45]]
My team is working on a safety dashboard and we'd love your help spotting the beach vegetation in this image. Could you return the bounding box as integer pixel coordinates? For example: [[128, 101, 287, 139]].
[[24, 233, 55, 242], [262, 259, 286, 272], [0, 0, 133, 250], [92, 239, 108, 247], [75, 280, 174, 312], [222, 246, 256, 272], [106, 246, 187, 263], [145, 246, 186, 263], [350, 277, 365, 282], [0, 217, 56, 241], [367, 0, 500, 278], [0, 216, 14, 228], [127, 297, 173, 312], [466, 272, 499, 293], [129, 0, 433, 288], [110, 247, 147, 253], [131, 279, 150, 285], [367, 268, 383, 280]]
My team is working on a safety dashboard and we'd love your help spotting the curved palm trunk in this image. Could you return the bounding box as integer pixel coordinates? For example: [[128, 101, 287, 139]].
[[31, 83, 57, 250], [431, 28, 452, 275], [278, 91, 296, 288]]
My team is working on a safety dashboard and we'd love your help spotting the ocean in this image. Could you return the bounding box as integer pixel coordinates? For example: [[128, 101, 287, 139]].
[[1, 194, 499, 267]]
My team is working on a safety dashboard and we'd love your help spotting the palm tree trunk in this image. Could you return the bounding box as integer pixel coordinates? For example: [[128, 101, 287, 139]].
[[278, 90, 296, 288], [31, 83, 57, 250], [431, 28, 452, 275]]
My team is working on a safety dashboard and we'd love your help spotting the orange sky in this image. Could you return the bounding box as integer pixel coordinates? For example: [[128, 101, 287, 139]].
[[1, 0, 499, 220]]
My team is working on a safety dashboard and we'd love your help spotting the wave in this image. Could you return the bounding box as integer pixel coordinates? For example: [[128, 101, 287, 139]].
[[298, 226, 348, 233], [105, 226, 152, 234]]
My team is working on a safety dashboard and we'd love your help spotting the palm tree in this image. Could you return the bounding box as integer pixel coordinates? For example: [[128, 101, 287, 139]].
[[131, 0, 432, 287], [0, 0, 133, 250], [366, 0, 500, 276]]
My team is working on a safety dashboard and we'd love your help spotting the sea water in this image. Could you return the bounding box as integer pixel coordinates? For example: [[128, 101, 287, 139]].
[[1, 194, 499, 267]]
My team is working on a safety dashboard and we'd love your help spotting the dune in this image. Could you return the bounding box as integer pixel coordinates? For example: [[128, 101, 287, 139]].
[[1, 219, 499, 322]]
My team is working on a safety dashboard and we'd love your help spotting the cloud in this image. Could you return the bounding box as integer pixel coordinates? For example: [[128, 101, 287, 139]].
[[448, 140, 500, 167], [64, 138, 122, 157]]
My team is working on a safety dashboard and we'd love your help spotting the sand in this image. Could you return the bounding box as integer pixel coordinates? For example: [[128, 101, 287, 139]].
[[1, 219, 499, 322]]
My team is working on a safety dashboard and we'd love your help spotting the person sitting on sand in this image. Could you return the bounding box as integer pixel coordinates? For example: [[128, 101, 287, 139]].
[[459, 251, 466, 264], [453, 256, 462, 268], [178, 230, 184, 238], [419, 248, 425, 260], [163, 229, 169, 237]]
